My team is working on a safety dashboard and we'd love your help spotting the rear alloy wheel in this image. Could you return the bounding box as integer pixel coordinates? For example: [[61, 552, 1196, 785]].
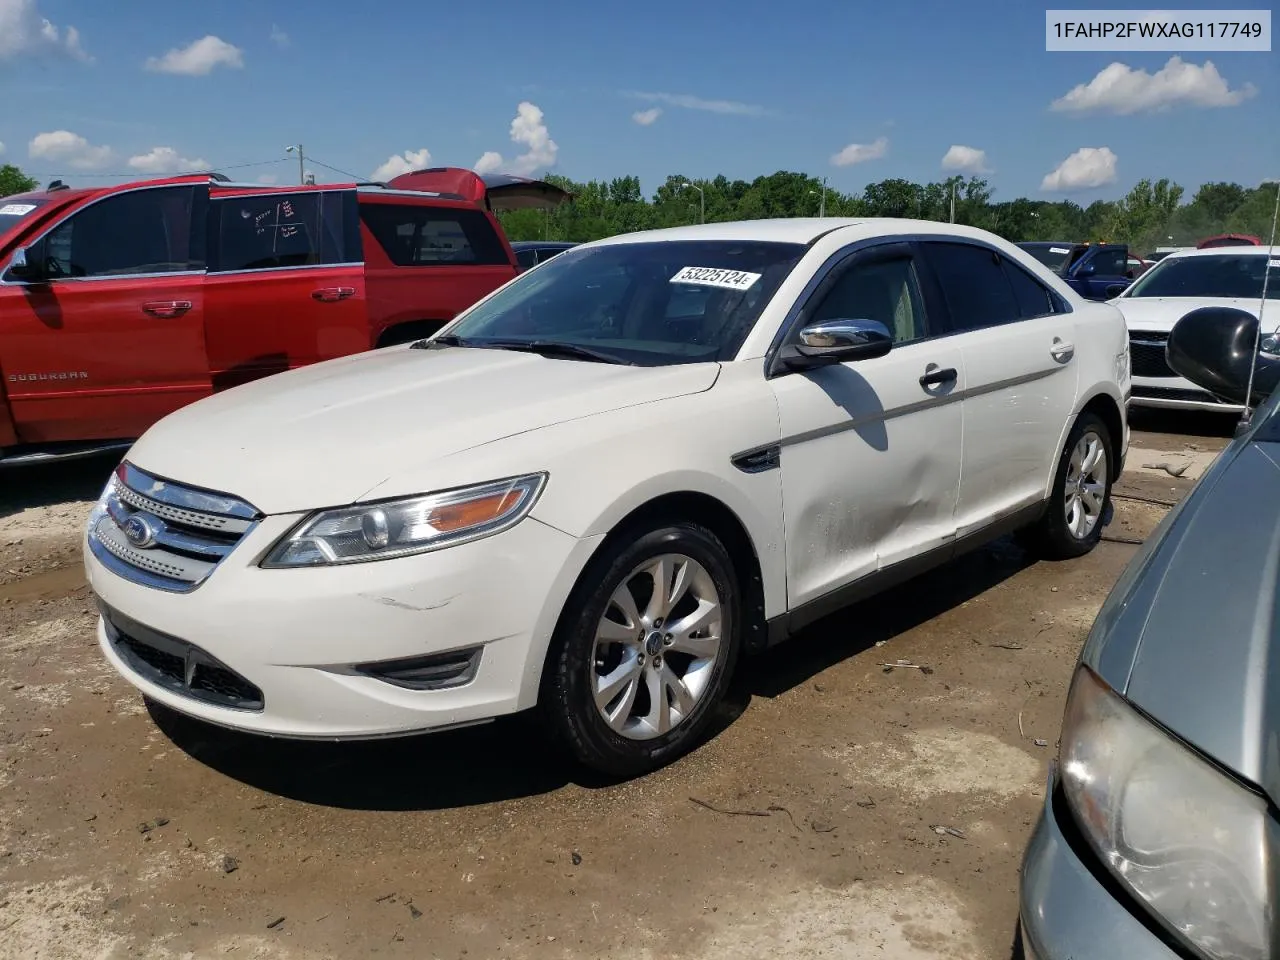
[[544, 524, 740, 777], [1022, 411, 1113, 560]]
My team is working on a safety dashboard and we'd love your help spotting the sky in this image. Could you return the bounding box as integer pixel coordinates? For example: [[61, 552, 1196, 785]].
[[1, 0, 1276, 204]]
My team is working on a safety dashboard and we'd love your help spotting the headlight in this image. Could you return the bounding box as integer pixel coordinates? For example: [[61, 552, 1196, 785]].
[[1060, 665, 1276, 960], [261, 473, 547, 568]]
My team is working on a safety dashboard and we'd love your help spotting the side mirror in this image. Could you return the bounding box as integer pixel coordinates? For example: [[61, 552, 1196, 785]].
[[1105, 283, 1128, 299], [1076, 262, 1096, 277], [1166, 306, 1280, 406], [781, 318, 893, 370], [5, 245, 45, 283]]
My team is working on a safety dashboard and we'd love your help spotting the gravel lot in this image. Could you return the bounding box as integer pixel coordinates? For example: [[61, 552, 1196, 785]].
[[0, 409, 1234, 960]]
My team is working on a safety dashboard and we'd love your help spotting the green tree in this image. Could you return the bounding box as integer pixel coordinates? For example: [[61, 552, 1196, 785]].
[[0, 164, 38, 198]]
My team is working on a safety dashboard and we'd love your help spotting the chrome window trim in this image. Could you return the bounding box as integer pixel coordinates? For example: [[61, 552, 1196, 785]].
[[0, 268, 206, 288], [0, 182, 207, 285], [206, 261, 365, 277]]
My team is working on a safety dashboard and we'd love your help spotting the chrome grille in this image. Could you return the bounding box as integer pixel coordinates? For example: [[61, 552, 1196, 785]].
[[88, 462, 260, 592]]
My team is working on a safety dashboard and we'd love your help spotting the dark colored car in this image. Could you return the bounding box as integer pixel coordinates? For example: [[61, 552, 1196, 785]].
[[1019, 304, 1280, 960], [1017, 242, 1134, 301], [511, 241, 578, 271]]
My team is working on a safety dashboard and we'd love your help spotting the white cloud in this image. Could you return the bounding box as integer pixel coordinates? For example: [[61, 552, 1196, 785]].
[[1051, 56, 1256, 115], [473, 151, 503, 175], [941, 144, 990, 174], [127, 146, 209, 173], [629, 91, 768, 117], [0, 141, 5, 155], [830, 136, 888, 167], [371, 148, 431, 182], [145, 35, 244, 76], [1041, 147, 1119, 192], [0, 0, 90, 61], [28, 130, 111, 170], [632, 107, 662, 126], [269, 24, 289, 48], [472, 102, 558, 177]]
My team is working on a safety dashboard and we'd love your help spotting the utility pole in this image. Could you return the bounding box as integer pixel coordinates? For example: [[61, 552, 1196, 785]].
[[285, 144, 305, 185], [682, 181, 705, 224], [949, 180, 956, 223], [811, 177, 827, 217]]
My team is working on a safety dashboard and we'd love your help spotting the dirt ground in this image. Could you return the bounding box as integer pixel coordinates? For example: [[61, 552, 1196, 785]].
[[0, 408, 1236, 960]]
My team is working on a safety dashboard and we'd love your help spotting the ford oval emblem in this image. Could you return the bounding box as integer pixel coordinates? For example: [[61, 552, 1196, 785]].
[[122, 513, 161, 549]]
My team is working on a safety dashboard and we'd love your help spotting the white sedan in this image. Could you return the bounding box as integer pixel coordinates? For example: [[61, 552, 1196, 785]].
[[84, 219, 1130, 776], [1111, 245, 1278, 413]]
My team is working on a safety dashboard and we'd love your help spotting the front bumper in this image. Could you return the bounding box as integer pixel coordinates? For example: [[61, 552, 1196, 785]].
[[1129, 374, 1245, 413], [86, 509, 603, 739], [1020, 780, 1180, 960]]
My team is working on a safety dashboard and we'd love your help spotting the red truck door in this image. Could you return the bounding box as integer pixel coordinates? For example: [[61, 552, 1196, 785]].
[[203, 187, 365, 389], [0, 183, 211, 444]]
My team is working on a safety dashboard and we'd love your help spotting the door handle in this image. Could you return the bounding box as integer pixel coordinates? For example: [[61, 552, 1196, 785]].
[[919, 366, 958, 388], [312, 286, 356, 302], [142, 300, 192, 318], [1051, 338, 1075, 363]]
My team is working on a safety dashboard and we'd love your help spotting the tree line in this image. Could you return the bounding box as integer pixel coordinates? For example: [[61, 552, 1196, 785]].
[[3, 162, 1273, 258], [500, 172, 1277, 257]]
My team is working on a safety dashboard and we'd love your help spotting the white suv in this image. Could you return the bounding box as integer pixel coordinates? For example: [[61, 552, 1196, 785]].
[[84, 219, 1131, 776]]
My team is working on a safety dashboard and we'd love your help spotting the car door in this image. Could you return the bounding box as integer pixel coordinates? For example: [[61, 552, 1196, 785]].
[[1075, 246, 1130, 300], [203, 187, 364, 390], [0, 183, 210, 443], [768, 241, 964, 609], [916, 240, 1079, 536]]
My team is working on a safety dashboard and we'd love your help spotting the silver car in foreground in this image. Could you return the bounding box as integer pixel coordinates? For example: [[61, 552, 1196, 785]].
[[1019, 305, 1279, 960]]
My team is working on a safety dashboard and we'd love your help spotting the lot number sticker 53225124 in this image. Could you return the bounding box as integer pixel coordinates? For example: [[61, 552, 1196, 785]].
[[669, 266, 762, 291]]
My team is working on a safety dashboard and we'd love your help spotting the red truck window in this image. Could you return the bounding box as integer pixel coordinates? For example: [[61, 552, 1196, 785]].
[[360, 204, 509, 266], [42, 186, 203, 278], [211, 190, 358, 273]]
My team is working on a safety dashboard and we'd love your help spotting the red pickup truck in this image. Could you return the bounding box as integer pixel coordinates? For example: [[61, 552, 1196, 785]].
[[0, 167, 568, 464]]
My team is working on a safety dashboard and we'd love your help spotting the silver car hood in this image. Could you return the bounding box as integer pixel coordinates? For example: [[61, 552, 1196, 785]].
[[1083, 434, 1280, 806]]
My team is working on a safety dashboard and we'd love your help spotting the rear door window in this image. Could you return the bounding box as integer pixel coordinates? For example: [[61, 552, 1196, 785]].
[[211, 190, 358, 273], [1002, 261, 1061, 319], [360, 203, 510, 266], [919, 241, 1020, 333]]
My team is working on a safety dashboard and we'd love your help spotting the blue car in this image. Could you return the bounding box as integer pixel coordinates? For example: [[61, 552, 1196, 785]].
[[1019, 242, 1134, 301]]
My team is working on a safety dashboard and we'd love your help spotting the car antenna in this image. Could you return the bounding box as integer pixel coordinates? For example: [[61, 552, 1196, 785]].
[[1239, 178, 1280, 431]]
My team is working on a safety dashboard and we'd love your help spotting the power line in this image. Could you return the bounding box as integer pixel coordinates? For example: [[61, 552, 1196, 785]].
[[24, 158, 290, 179], [306, 157, 367, 182]]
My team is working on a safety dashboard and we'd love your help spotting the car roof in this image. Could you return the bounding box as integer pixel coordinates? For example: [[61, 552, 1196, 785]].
[[1161, 245, 1278, 261], [583, 218, 1013, 248]]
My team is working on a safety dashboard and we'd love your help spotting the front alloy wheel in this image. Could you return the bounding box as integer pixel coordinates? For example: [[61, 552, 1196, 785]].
[[543, 523, 740, 777], [592, 554, 723, 740]]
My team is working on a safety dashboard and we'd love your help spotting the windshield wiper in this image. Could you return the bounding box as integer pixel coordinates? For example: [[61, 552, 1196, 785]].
[[476, 339, 631, 365], [411, 333, 467, 350]]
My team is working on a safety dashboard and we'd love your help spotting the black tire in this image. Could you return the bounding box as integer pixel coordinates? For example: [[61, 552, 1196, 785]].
[[542, 522, 742, 778], [1021, 412, 1114, 560]]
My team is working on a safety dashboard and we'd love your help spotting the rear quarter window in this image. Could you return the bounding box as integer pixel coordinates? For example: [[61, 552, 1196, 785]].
[[360, 203, 510, 267]]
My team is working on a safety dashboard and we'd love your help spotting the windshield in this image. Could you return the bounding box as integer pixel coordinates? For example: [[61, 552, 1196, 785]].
[[442, 239, 807, 365], [0, 198, 48, 235], [1020, 244, 1075, 274], [1124, 253, 1279, 300]]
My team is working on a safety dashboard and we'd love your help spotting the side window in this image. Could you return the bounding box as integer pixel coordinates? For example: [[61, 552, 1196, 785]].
[[1091, 249, 1128, 276], [211, 191, 354, 273], [1002, 261, 1058, 319], [359, 204, 510, 266], [43, 186, 202, 279], [808, 254, 927, 344], [921, 242, 1019, 333], [515, 248, 538, 269]]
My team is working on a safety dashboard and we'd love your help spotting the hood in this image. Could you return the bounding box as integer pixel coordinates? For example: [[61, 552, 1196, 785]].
[[1112, 296, 1260, 333], [127, 346, 719, 514], [1085, 438, 1280, 806]]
